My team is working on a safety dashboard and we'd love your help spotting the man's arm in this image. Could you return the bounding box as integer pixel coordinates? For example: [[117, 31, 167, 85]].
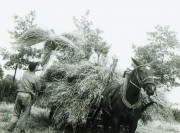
[[35, 77, 41, 92]]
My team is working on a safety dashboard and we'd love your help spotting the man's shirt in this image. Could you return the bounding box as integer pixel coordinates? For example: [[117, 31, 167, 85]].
[[18, 71, 41, 96], [89, 52, 98, 65]]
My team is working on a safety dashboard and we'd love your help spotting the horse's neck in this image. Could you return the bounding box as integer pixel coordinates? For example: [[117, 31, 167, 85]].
[[125, 71, 141, 105]]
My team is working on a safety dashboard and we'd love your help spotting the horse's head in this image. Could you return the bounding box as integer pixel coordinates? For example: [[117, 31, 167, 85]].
[[132, 58, 156, 96]]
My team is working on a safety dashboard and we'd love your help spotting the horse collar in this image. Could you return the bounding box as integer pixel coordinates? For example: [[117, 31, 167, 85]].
[[122, 82, 142, 110]]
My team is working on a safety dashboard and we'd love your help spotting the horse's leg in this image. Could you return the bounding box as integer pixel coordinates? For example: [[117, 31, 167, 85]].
[[119, 125, 126, 133], [102, 110, 110, 133], [124, 125, 129, 133], [112, 116, 119, 133], [103, 118, 110, 133], [128, 121, 138, 133]]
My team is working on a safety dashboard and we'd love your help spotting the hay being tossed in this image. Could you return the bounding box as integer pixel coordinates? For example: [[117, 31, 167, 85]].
[[17, 28, 50, 46], [17, 27, 77, 48], [17, 27, 85, 65]]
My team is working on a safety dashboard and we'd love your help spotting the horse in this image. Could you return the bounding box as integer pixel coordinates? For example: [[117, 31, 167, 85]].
[[91, 58, 156, 133]]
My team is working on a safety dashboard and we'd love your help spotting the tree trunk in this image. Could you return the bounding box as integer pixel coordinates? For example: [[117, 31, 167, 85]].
[[13, 64, 18, 82], [160, 74, 164, 83]]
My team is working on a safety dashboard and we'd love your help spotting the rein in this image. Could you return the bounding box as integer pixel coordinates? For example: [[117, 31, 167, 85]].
[[130, 80, 141, 90]]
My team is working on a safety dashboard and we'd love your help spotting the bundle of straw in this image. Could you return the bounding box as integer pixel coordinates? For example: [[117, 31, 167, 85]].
[[17, 28, 50, 46], [18, 27, 85, 65], [18, 27, 77, 49]]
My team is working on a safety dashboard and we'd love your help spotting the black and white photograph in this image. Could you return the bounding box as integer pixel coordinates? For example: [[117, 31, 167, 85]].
[[0, 0, 180, 133]]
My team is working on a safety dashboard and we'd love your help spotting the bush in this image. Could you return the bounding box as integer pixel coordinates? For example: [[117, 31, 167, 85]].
[[0, 75, 18, 103], [172, 108, 180, 122]]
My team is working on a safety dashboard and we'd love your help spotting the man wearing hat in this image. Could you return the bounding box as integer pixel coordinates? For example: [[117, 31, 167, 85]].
[[7, 62, 41, 133]]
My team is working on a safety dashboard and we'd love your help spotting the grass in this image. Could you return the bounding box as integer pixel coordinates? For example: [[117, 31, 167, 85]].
[[137, 120, 180, 133], [0, 102, 180, 133], [0, 102, 57, 133]]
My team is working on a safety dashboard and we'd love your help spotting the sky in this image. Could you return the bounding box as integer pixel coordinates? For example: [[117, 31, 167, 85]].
[[1, 0, 180, 73]]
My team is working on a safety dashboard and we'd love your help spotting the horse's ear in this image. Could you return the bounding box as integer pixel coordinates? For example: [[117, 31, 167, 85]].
[[131, 57, 141, 68]]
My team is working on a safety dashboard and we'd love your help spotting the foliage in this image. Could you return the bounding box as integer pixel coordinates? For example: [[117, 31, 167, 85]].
[[0, 75, 18, 102], [141, 84, 176, 125], [8, 10, 36, 44], [172, 108, 180, 122], [133, 25, 180, 84], [2, 47, 41, 69], [0, 65, 4, 80], [0, 10, 42, 81], [71, 10, 110, 59]]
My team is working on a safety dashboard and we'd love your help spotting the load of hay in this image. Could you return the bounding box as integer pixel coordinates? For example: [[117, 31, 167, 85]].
[[37, 60, 122, 127]]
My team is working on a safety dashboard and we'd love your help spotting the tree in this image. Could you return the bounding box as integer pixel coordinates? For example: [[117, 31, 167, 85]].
[[1, 10, 41, 81], [133, 25, 180, 84], [0, 65, 4, 80], [71, 10, 110, 59]]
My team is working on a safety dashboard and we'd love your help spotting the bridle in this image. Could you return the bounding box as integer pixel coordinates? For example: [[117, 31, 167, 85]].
[[130, 65, 155, 90]]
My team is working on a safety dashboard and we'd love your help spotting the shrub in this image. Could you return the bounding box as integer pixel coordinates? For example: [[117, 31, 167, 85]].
[[0, 75, 18, 103], [172, 108, 180, 122]]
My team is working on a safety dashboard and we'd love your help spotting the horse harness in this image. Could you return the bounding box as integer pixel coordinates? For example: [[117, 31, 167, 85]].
[[102, 65, 155, 115], [122, 65, 155, 111]]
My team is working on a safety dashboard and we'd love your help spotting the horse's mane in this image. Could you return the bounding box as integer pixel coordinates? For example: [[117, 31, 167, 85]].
[[102, 80, 122, 98]]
